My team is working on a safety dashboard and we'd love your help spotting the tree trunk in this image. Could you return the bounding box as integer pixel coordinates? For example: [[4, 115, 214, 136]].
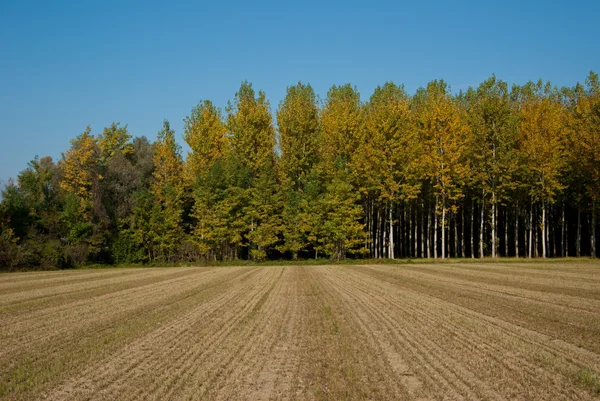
[[421, 201, 425, 258], [515, 202, 519, 258], [413, 204, 418, 257], [461, 203, 465, 258], [593, 201, 597, 258], [366, 199, 370, 257], [504, 207, 508, 257], [561, 204, 565, 257], [470, 201, 475, 258], [577, 207, 581, 257], [534, 204, 539, 258], [399, 204, 403, 257], [434, 196, 439, 259], [441, 200, 446, 259], [375, 206, 379, 259], [380, 206, 385, 258], [542, 202, 546, 258], [529, 198, 533, 258], [408, 204, 412, 258], [389, 201, 394, 259], [492, 192, 496, 258], [425, 200, 431, 259], [565, 205, 568, 257], [479, 199, 485, 259], [454, 212, 458, 258], [552, 206, 557, 257]]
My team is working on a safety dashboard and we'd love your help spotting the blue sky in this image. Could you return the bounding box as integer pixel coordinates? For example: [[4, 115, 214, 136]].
[[1, 0, 598, 186]]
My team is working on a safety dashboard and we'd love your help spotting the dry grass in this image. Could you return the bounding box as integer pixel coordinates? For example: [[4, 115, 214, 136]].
[[1, 261, 600, 400]]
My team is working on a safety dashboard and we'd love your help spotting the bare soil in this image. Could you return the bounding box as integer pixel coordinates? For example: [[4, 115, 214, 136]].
[[1, 262, 600, 400]]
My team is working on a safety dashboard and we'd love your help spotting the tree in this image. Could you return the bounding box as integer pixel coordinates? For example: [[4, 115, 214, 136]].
[[277, 82, 321, 258], [59, 126, 107, 263], [358, 82, 420, 258], [320, 84, 362, 169], [184, 100, 228, 181], [319, 84, 366, 259], [226, 82, 279, 259], [105, 136, 155, 263], [97, 122, 132, 164], [414, 80, 469, 259], [568, 72, 600, 257], [466, 76, 518, 258], [151, 120, 185, 262], [227, 81, 276, 174], [277, 82, 321, 186], [246, 163, 282, 260], [192, 154, 250, 260], [516, 80, 567, 258], [318, 166, 366, 260]]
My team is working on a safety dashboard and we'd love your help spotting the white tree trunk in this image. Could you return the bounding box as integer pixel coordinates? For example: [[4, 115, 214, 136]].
[[515, 203, 519, 257], [529, 199, 533, 258], [542, 202, 547, 258], [421, 201, 425, 258], [408, 204, 413, 258], [504, 207, 508, 257], [592, 201, 597, 258], [375, 206, 379, 259], [470, 202, 474, 258], [454, 212, 458, 258], [413, 205, 418, 257], [389, 202, 394, 259], [492, 192, 496, 258], [425, 202, 431, 259], [434, 196, 439, 259], [441, 201, 446, 259], [479, 200, 485, 259], [461, 203, 465, 258]]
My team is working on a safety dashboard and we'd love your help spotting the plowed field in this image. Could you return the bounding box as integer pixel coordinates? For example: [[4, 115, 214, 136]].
[[2, 262, 600, 400]]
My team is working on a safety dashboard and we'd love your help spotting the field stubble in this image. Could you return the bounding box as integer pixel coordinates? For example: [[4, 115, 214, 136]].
[[1, 261, 600, 400]]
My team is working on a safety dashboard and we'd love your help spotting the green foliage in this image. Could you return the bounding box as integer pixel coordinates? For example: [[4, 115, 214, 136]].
[[317, 167, 366, 260], [0, 216, 22, 269]]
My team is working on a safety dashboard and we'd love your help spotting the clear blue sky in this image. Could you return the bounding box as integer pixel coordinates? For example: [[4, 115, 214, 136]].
[[1, 0, 598, 186]]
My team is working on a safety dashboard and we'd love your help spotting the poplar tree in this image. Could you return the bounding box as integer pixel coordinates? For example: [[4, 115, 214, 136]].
[[277, 82, 320, 258], [97, 122, 132, 164], [517, 81, 566, 258], [184, 100, 229, 258], [60, 126, 106, 262], [415, 80, 469, 259], [184, 100, 228, 180], [467, 76, 518, 257], [569, 72, 600, 257], [150, 120, 185, 261], [227, 82, 276, 174], [227, 82, 279, 259], [359, 82, 420, 258], [319, 84, 366, 259]]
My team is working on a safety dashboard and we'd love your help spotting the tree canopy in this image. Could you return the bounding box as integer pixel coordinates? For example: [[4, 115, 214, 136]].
[[1, 75, 599, 269]]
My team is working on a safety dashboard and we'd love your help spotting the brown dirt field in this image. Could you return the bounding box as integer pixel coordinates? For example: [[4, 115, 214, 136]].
[[1, 262, 600, 400]]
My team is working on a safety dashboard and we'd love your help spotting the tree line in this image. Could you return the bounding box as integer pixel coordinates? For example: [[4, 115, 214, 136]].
[[1, 73, 599, 269]]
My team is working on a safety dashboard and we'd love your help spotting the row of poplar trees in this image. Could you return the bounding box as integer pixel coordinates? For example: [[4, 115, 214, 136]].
[[1, 73, 599, 268]]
